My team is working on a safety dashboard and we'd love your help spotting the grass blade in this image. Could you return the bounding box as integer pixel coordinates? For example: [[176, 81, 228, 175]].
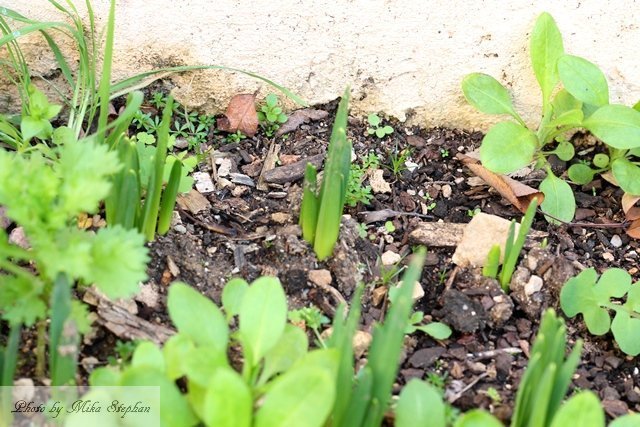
[[157, 159, 182, 235], [95, 0, 115, 140], [49, 273, 77, 386], [299, 163, 319, 244]]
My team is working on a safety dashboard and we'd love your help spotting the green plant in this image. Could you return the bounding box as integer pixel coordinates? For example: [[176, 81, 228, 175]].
[[289, 305, 330, 347], [346, 152, 380, 207], [405, 311, 452, 339], [467, 208, 481, 217], [395, 379, 446, 427], [366, 113, 393, 138], [225, 130, 246, 144], [462, 12, 640, 224], [482, 199, 538, 291], [440, 148, 450, 158], [299, 87, 351, 261], [258, 93, 288, 137], [89, 277, 338, 427], [561, 267, 640, 356], [386, 146, 412, 177], [485, 387, 501, 405], [0, 133, 149, 386]]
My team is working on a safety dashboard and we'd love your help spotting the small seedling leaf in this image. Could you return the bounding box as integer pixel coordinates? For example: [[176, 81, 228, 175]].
[[414, 322, 452, 340], [583, 105, 640, 149], [530, 13, 564, 104], [453, 409, 503, 427], [558, 55, 609, 107], [592, 153, 610, 169], [367, 113, 380, 126], [480, 121, 537, 174], [554, 140, 575, 161], [568, 163, 595, 185], [540, 170, 575, 223], [550, 391, 604, 427], [611, 311, 640, 356], [203, 367, 252, 427], [396, 380, 445, 427], [612, 158, 640, 195]]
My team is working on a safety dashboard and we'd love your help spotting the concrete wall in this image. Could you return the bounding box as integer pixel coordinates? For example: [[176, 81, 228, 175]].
[[2, 0, 640, 130]]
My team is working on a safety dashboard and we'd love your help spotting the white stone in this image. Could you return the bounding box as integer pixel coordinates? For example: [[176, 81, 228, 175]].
[[193, 171, 215, 193], [524, 275, 543, 296], [217, 158, 233, 177], [611, 235, 623, 248], [381, 250, 402, 266], [442, 184, 452, 198]]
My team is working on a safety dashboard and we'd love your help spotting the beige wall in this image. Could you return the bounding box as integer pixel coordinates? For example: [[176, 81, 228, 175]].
[[2, 1, 640, 130]]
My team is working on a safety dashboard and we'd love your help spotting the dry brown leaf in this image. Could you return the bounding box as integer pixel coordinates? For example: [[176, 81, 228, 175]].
[[216, 93, 258, 137], [457, 153, 543, 213], [275, 108, 329, 136], [621, 193, 640, 221], [627, 218, 640, 239]]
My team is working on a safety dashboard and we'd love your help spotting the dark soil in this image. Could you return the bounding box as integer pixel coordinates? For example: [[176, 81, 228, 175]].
[[11, 96, 640, 422]]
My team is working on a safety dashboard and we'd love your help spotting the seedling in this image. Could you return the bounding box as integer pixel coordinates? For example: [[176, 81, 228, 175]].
[[289, 306, 330, 347], [462, 12, 640, 224], [405, 311, 452, 340], [226, 130, 247, 144], [258, 93, 288, 137], [482, 199, 538, 291], [386, 146, 412, 177], [299, 87, 351, 260], [367, 113, 394, 138], [440, 148, 450, 158], [561, 267, 640, 356], [346, 152, 379, 207], [467, 208, 481, 217], [384, 221, 396, 233]]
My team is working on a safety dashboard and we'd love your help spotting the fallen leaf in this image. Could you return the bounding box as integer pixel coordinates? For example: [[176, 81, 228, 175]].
[[457, 153, 543, 213], [275, 108, 329, 136], [621, 193, 640, 221], [216, 93, 258, 137], [627, 219, 640, 239]]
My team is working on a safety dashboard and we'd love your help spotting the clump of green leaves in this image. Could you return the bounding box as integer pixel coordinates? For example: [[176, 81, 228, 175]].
[[346, 152, 380, 207], [405, 311, 452, 340], [366, 113, 393, 138], [258, 93, 288, 137], [90, 277, 338, 427], [225, 130, 246, 144], [482, 199, 538, 291], [462, 12, 640, 224], [386, 146, 412, 178], [300, 87, 351, 261], [289, 305, 330, 346], [561, 267, 640, 356]]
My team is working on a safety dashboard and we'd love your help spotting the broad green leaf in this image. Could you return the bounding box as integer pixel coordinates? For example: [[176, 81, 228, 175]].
[[612, 158, 640, 195], [626, 283, 640, 312], [260, 324, 309, 385], [567, 163, 595, 185], [530, 12, 564, 104], [131, 341, 165, 371], [182, 345, 229, 387], [554, 140, 575, 161], [610, 414, 640, 427], [203, 367, 252, 427], [462, 73, 519, 118], [396, 380, 445, 427], [20, 116, 46, 142], [414, 322, 452, 340], [584, 105, 640, 149], [89, 367, 121, 386], [611, 311, 640, 356], [546, 109, 584, 132], [163, 334, 196, 380], [558, 55, 609, 107], [239, 277, 288, 367], [597, 268, 632, 298], [121, 367, 197, 427], [221, 278, 249, 319], [255, 350, 337, 427], [168, 282, 229, 352], [86, 226, 149, 298], [480, 121, 538, 174], [550, 391, 604, 427], [539, 170, 575, 223], [453, 409, 503, 427], [551, 89, 582, 115]]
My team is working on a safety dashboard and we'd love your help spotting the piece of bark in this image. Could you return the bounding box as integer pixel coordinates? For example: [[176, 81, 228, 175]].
[[457, 153, 543, 213], [176, 189, 211, 215], [257, 143, 281, 190], [275, 108, 329, 136], [263, 153, 324, 184], [409, 220, 548, 249]]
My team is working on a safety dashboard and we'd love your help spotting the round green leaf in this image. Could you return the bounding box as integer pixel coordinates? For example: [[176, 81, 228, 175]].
[[550, 391, 604, 427], [567, 163, 594, 184], [592, 153, 609, 168], [540, 171, 575, 223], [558, 55, 609, 107], [367, 113, 380, 126], [610, 414, 640, 427], [612, 158, 640, 195], [239, 277, 288, 367], [597, 268, 632, 298], [611, 311, 640, 356], [131, 341, 165, 371], [396, 380, 445, 427], [626, 283, 640, 312], [583, 105, 640, 149], [480, 121, 538, 174], [560, 268, 598, 317], [462, 73, 518, 117], [555, 141, 575, 161], [168, 282, 229, 352]]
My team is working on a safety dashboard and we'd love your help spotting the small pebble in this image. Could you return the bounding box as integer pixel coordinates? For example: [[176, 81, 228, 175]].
[[173, 224, 187, 234], [602, 252, 615, 262], [610, 234, 623, 248]]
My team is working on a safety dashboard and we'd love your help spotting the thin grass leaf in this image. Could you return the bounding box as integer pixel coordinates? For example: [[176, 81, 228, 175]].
[[300, 163, 319, 244], [49, 273, 77, 386], [339, 366, 373, 427], [95, 0, 115, 140], [158, 160, 182, 235], [501, 198, 537, 288], [0, 324, 20, 386], [314, 87, 351, 260], [362, 248, 426, 427]]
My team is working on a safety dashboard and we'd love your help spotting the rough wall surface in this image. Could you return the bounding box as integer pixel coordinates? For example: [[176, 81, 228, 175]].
[[2, 0, 639, 130]]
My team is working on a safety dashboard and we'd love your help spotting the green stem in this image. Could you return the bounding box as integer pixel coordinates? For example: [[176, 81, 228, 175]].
[[603, 303, 640, 320]]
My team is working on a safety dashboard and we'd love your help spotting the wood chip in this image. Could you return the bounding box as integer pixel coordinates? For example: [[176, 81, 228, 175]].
[[257, 143, 281, 191], [176, 189, 211, 214], [275, 108, 329, 136], [263, 153, 324, 184]]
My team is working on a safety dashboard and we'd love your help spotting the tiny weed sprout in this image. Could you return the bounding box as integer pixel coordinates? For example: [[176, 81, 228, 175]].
[[561, 267, 640, 356], [367, 113, 394, 138], [462, 12, 640, 224], [258, 93, 288, 137], [300, 87, 351, 260], [483, 198, 538, 292], [346, 153, 379, 207], [386, 146, 412, 177]]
